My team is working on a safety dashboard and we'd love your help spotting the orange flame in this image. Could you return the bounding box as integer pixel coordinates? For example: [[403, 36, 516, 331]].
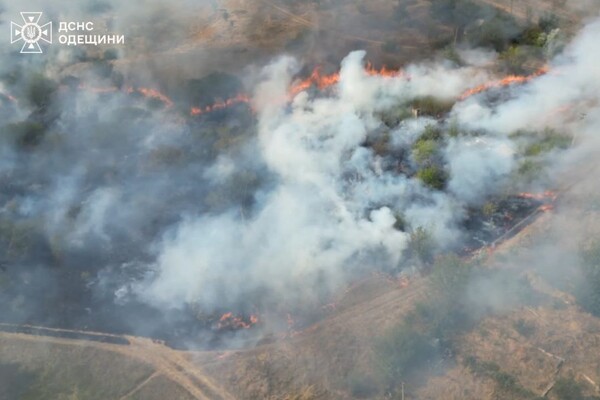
[[127, 87, 173, 107], [459, 66, 549, 100], [288, 64, 402, 97], [519, 191, 557, 213], [518, 190, 557, 201], [190, 93, 250, 116], [77, 84, 174, 107], [216, 312, 259, 330], [190, 64, 403, 116], [1, 92, 17, 103]]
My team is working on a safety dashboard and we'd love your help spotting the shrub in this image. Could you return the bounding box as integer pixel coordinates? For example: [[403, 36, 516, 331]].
[[26, 74, 57, 109], [523, 129, 571, 156], [413, 139, 438, 165], [409, 255, 475, 349], [408, 226, 435, 264], [374, 324, 437, 386], [410, 96, 454, 117], [393, 213, 406, 232], [185, 72, 244, 108], [379, 107, 412, 127], [553, 377, 585, 400], [538, 13, 560, 33], [513, 319, 536, 337], [346, 372, 379, 398], [519, 26, 545, 47], [2, 122, 46, 149], [517, 159, 544, 182], [431, 254, 472, 297], [447, 118, 460, 137], [464, 357, 541, 399], [416, 165, 447, 190], [420, 124, 443, 141], [499, 46, 529, 75], [576, 240, 600, 317], [482, 202, 498, 217]]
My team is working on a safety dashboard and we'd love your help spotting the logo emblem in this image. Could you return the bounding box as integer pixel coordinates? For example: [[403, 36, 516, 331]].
[[11, 12, 52, 54]]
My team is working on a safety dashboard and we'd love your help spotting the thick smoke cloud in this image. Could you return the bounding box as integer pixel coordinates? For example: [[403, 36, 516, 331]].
[[1, 0, 599, 346], [141, 15, 600, 319]]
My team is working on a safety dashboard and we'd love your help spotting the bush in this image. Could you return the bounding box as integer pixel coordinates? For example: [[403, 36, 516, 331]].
[[413, 139, 438, 165], [553, 377, 585, 400], [374, 324, 437, 387], [464, 357, 541, 399], [482, 202, 497, 217], [431, 254, 472, 297], [26, 74, 57, 109], [516, 159, 544, 182], [346, 372, 379, 398], [513, 319, 536, 337], [538, 13, 560, 33], [393, 213, 406, 232], [412, 125, 443, 164], [469, 14, 520, 52], [523, 129, 571, 156], [576, 240, 600, 317], [416, 165, 447, 190], [408, 255, 475, 349], [407, 226, 435, 264], [185, 72, 244, 108], [420, 124, 443, 141], [410, 96, 454, 117], [2, 121, 46, 149], [499, 46, 529, 75], [378, 107, 412, 127], [519, 26, 545, 47]]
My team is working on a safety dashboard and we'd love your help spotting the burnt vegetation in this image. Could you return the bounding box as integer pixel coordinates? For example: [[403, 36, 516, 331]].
[[0, 0, 577, 362]]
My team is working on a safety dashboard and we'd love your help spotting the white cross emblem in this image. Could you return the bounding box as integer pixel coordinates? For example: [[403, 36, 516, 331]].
[[11, 12, 52, 54]]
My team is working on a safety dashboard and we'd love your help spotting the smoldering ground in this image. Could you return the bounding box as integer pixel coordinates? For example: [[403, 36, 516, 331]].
[[0, 0, 599, 351]]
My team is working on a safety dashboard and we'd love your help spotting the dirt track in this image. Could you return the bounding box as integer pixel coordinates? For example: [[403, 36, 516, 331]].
[[0, 329, 234, 400]]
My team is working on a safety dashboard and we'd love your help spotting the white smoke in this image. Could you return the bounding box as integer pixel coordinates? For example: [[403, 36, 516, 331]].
[[454, 18, 600, 136], [141, 14, 600, 312], [139, 51, 516, 311]]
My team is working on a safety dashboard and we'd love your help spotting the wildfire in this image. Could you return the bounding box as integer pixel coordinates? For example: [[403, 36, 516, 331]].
[[1, 92, 17, 103], [288, 64, 402, 97], [215, 351, 233, 360], [127, 87, 174, 107], [518, 191, 558, 213], [73, 63, 550, 120], [518, 190, 558, 202], [189, 64, 404, 117], [190, 93, 251, 116], [365, 62, 404, 78], [459, 66, 549, 100], [216, 312, 259, 330], [77, 84, 174, 107]]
